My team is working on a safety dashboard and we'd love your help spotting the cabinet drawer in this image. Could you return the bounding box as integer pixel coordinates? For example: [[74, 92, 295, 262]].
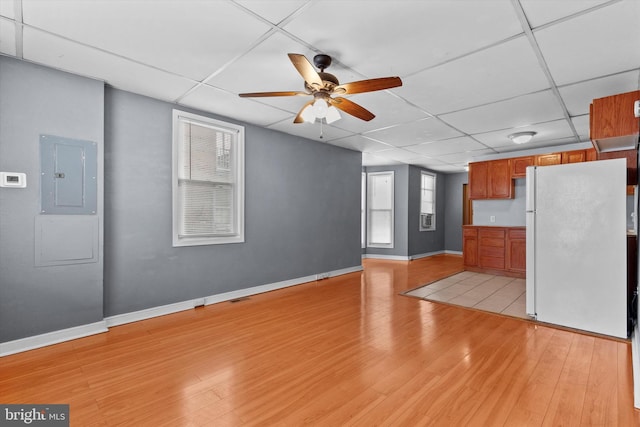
[[508, 229, 526, 240], [463, 228, 478, 237], [480, 246, 505, 258], [478, 229, 505, 240], [480, 256, 505, 270], [480, 238, 505, 248]]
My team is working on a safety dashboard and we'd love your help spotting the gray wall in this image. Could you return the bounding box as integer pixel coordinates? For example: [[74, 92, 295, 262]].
[[1, 56, 362, 343], [0, 57, 105, 342], [472, 178, 527, 226], [444, 172, 467, 252], [104, 88, 362, 316], [408, 166, 446, 256]]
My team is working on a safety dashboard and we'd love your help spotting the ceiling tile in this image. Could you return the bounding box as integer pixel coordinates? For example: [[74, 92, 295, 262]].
[[234, 0, 310, 25], [535, 0, 640, 85], [327, 135, 393, 153], [473, 119, 577, 149], [378, 148, 431, 163], [559, 70, 640, 116], [364, 117, 463, 147], [571, 115, 590, 141], [23, 28, 197, 102], [0, 19, 15, 56], [440, 90, 565, 134], [362, 152, 403, 167], [21, 0, 272, 81], [179, 84, 293, 127], [407, 136, 488, 156], [438, 149, 496, 165], [425, 164, 466, 173], [0, 2, 14, 18], [282, 0, 522, 77], [267, 118, 353, 143], [520, 0, 611, 27], [398, 36, 550, 114]]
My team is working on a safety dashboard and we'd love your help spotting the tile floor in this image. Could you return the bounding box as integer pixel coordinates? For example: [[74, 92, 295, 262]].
[[404, 271, 528, 319]]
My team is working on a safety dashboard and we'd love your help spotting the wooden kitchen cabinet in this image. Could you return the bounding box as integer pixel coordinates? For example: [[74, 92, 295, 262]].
[[590, 90, 640, 144], [511, 156, 535, 178], [468, 161, 488, 199], [463, 228, 478, 267], [536, 153, 562, 166], [561, 150, 586, 164], [469, 159, 513, 199], [463, 226, 525, 278], [506, 228, 526, 274]]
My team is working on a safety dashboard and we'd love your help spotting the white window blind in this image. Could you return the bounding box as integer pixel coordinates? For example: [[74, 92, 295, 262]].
[[173, 110, 244, 246], [367, 171, 394, 247], [420, 172, 436, 231]]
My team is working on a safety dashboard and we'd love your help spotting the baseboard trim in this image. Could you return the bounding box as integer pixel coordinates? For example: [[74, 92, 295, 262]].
[[0, 321, 108, 357], [633, 324, 640, 408], [362, 254, 410, 261], [409, 250, 445, 260], [0, 265, 364, 357], [363, 250, 459, 261]]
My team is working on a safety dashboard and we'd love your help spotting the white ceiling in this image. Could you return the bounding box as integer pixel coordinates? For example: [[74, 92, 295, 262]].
[[1, 0, 639, 173]]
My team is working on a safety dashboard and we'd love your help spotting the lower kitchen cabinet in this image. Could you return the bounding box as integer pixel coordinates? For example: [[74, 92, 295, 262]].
[[462, 225, 525, 278]]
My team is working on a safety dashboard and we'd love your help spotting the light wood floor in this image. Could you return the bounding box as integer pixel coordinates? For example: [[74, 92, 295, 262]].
[[2, 254, 639, 426]]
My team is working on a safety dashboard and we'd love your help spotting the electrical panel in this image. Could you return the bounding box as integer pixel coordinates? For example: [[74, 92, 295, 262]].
[[40, 134, 97, 215]]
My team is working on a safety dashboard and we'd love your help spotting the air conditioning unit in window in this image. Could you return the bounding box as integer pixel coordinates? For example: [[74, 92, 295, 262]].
[[421, 213, 433, 230]]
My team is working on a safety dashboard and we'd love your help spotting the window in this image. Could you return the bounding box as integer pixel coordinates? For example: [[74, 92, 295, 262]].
[[172, 110, 244, 246], [367, 171, 394, 248], [420, 171, 436, 231]]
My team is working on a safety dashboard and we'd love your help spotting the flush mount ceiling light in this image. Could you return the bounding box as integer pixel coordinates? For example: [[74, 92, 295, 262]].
[[508, 131, 537, 144]]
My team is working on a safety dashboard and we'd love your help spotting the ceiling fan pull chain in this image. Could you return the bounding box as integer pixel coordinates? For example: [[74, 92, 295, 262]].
[[319, 119, 324, 139]]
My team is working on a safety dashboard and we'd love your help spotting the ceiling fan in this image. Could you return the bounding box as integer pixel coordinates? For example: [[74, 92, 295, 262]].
[[239, 53, 402, 124]]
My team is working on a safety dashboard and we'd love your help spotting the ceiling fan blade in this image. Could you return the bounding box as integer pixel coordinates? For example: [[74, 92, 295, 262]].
[[288, 53, 323, 88], [293, 100, 314, 123], [239, 91, 308, 98], [334, 77, 402, 95], [329, 97, 375, 121]]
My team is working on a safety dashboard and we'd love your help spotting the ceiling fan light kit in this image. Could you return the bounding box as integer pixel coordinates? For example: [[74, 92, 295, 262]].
[[508, 131, 537, 144], [239, 53, 402, 125]]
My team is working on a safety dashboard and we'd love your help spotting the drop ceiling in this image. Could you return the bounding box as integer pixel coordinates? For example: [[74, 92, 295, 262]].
[[1, 0, 639, 172]]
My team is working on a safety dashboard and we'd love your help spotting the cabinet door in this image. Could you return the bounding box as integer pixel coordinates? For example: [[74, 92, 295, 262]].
[[591, 90, 640, 140], [468, 162, 488, 199], [506, 229, 526, 273], [463, 228, 478, 267], [561, 150, 586, 164], [585, 148, 597, 161], [511, 156, 535, 178], [536, 153, 562, 166], [488, 159, 513, 198]]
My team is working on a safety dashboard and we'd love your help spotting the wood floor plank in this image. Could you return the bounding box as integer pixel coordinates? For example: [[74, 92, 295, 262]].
[[2, 255, 639, 426]]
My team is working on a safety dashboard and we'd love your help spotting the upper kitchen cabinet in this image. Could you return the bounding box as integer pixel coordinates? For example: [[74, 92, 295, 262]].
[[590, 90, 640, 153], [511, 156, 535, 178], [469, 159, 513, 200]]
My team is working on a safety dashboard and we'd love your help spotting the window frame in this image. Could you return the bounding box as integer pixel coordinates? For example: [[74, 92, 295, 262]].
[[367, 171, 394, 248], [419, 171, 436, 231], [172, 110, 245, 247]]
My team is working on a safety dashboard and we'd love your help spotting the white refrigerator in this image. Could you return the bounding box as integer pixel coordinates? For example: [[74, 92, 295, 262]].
[[525, 158, 627, 338]]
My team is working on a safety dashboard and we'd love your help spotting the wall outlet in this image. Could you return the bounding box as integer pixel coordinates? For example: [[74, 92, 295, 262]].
[[317, 272, 329, 280], [634, 100, 640, 118], [490, 215, 496, 223]]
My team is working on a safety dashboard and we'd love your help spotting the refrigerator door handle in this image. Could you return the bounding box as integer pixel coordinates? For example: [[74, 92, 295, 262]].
[[525, 166, 536, 212]]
